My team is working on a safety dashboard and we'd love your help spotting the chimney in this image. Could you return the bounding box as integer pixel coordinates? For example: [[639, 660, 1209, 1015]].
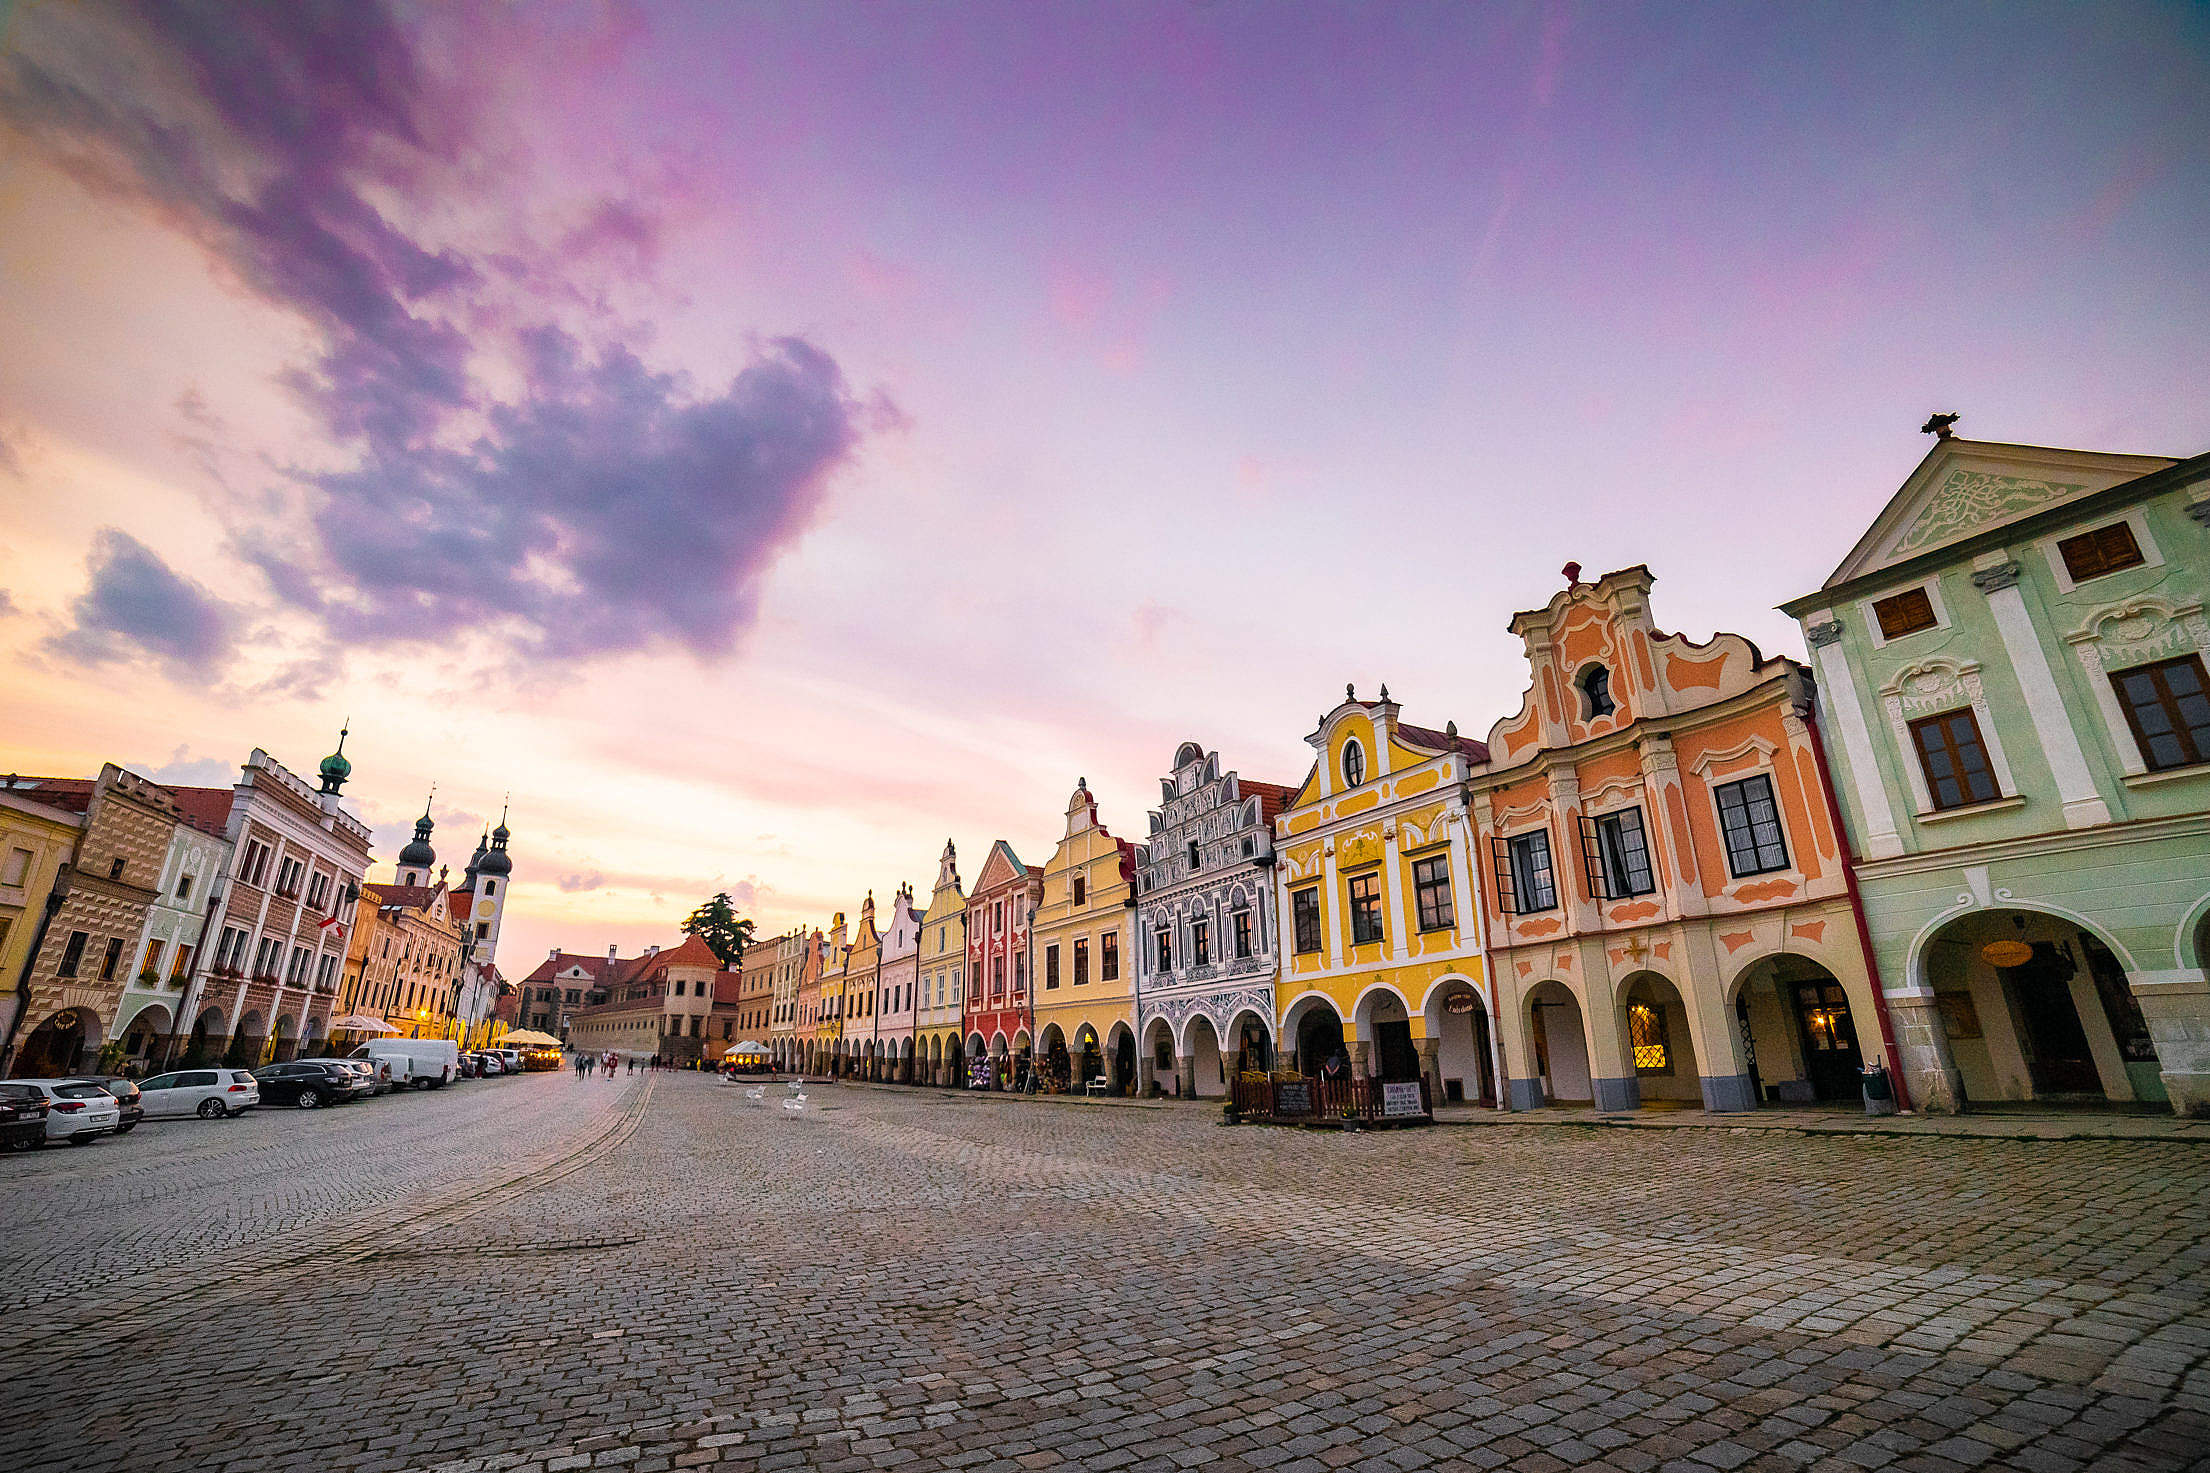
[[646, 943, 659, 956], [608, 943, 618, 960], [550, 946, 560, 960]]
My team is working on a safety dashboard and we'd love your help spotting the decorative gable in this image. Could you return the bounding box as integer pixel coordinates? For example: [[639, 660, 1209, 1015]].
[[1819, 437, 2174, 590]]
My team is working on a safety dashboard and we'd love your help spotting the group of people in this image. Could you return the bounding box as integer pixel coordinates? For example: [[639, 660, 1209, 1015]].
[[569, 1050, 702, 1079]]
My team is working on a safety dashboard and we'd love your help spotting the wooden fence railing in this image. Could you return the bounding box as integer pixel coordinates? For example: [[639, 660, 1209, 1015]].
[[1230, 1072, 1432, 1126]]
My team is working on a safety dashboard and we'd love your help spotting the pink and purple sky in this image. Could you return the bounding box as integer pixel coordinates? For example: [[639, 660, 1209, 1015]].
[[2, 1, 2206, 966]]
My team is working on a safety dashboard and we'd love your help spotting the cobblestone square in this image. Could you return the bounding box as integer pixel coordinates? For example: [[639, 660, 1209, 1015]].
[[4, 1074, 2207, 1473]]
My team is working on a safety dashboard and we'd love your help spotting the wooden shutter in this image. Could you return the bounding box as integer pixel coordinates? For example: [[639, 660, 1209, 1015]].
[[1489, 836, 1517, 915]]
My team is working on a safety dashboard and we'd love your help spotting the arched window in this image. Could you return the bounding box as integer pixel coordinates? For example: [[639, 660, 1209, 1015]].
[[1580, 664, 1616, 719], [1341, 738, 1366, 788]]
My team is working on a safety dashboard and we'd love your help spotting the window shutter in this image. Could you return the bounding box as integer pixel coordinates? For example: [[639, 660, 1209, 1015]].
[[1579, 814, 1610, 901], [1489, 836, 1517, 915]]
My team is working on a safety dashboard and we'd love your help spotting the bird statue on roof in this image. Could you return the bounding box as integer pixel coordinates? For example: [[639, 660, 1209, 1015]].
[[1922, 412, 1959, 439]]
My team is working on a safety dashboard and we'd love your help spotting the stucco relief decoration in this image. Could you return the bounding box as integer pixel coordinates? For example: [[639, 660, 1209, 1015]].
[[1886, 660, 1976, 720], [1339, 832, 1382, 868], [1892, 470, 2085, 556], [2069, 599, 2208, 672]]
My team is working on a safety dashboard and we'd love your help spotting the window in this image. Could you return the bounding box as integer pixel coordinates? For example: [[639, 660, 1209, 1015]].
[[1580, 665, 1615, 719], [176, 872, 192, 900], [2114, 655, 2210, 772], [673, 979, 685, 997], [1099, 936, 1117, 982], [1907, 711, 2000, 812], [2, 848, 30, 887], [1045, 944, 1060, 989], [992, 956, 1004, 995], [1581, 809, 1656, 899], [1412, 854, 1455, 930], [1072, 875, 1086, 907], [1073, 938, 1089, 986], [242, 841, 271, 887], [1709, 774, 1792, 874], [1341, 739, 1366, 788], [1192, 919, 1210, 968], [98, 936, 125, 980], [287, 946, 310, 985], [1628, 1002, 1671, 1074], [2059, 522, 2144, 582], [1292, 887, 1322, 954], [307, 872, 329, 910], [1186, 841, 1201, 871], [1233, 909, 1252, 959], [1155, 929, 1173, 971], [108, 857, 126, 880], [1014, 953, 1026, 992], [1872, 587, 1938, 639], [483, 880, 495, 896], [1347, 872, 1384, 945], [57, 929, 89, 977], [1493, 831, 1558, 914], [171, 944, 194, 979]]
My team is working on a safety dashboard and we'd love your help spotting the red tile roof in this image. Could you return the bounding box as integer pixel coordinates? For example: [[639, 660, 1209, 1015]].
[[0, 776, 94, 814], [372, 883, 446, 911], [520, 950, 622, 985], [1396, 723, 1490, 762], [1235, 779, 1297, 826], [167, 785, 236, 838]]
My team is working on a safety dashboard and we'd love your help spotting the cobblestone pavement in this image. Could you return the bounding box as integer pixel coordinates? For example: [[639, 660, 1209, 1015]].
[[5, 1075, 2208, 1473]]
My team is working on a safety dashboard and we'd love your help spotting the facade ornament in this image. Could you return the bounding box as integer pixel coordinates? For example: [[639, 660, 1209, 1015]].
[[1804, 620, 1844, 649], [1971, 560, 2023, 594], [1345, 683, 1356, 701], [1921, 411, 1959, 439]]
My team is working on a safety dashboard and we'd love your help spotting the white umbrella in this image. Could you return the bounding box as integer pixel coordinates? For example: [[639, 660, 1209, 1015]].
[[331, 1014, 398, 1034]]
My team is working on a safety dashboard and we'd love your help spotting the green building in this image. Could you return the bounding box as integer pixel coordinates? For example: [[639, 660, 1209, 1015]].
[[1784, 428, 2210, 1116]]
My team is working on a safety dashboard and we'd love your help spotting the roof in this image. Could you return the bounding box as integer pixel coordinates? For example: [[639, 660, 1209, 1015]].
[[373, 884, 445, 911], [713, 974, 744, 1006], [519, 950, 622, 985], [1395, 723, 1490, 762], [642, 935, 724, 972], [167, 785, 236, 838], [0, 777, 95, 814], [447, 891, 473, 924], [1234, 779, 1297, 826]]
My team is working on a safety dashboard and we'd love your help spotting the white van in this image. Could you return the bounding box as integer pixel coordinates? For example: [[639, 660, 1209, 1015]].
[[351, 1038, 459, 1090]]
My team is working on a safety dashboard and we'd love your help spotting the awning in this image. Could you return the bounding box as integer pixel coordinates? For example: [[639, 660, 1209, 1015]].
[[331, 1014, 399, 1034], [502, 1029, 563, 1047], [730, 1040, 770, 1054]]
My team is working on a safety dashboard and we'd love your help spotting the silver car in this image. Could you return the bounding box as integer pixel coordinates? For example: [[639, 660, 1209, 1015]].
[[14, 1080, 121, 1144]]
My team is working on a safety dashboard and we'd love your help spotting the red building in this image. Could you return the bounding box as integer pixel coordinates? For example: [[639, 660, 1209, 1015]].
[[964, 839, 1041, 1088]]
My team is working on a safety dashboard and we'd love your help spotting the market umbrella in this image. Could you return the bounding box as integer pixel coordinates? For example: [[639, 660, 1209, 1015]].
[[331, 1014, 398, 1033], [501, 1029, 562, 1047]]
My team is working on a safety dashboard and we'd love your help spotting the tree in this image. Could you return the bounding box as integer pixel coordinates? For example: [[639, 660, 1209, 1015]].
[[682, 892, 755, 968]]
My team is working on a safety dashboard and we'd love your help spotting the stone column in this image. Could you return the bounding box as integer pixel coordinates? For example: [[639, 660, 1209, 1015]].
[[1176, 1054, 1197, 1098], [1349, 1039, 1372, 1078], [1886, 989, 1963, 1113], [1136, 1045, 1156, 1097], [1416, 1037, 1442, 1105], [2133, 972, 2210, 1117]]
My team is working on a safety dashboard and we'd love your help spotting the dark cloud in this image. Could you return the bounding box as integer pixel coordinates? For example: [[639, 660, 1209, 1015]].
[[3, 2, 874, 665], [48, 528, 237, 671]]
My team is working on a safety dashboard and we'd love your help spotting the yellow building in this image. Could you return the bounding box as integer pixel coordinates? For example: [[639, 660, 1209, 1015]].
[[0, 785, 86, 1069], [810, 911, 847, 1075], [843, 892, 881, 1078], [1031, 780, 1141, 1094], [1272, 686, 1491, 1102], [917, 842, 967, 1086], [341, 880, 471, 1043]]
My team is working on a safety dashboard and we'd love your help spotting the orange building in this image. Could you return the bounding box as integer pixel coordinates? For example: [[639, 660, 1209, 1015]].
[[1471, 565, 1896, 1113]]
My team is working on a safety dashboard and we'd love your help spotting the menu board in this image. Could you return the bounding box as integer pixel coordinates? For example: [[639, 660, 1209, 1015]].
[[1274, 1081, 1312, 1116], [1381, 1081, 1424, 1117]]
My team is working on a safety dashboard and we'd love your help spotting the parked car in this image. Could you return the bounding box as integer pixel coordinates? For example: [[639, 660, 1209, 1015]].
[[0, 1083, 50, 1151], [471, 1052, 508, 1076], [293, 1057, 376, 1097], [350, 1038, 458, 1090], [455, 1052, 480, 1079], [252, 1061, 361, 1109], [59, 1076, 143, 1134], [486, 1048, 523, 1074], [13, 1080, 122, 1144], [137, 1068, 260, 1119], [343, 1054, 397, 1095]]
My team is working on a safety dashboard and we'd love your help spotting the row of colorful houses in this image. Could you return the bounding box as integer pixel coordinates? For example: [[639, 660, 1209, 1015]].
[[0, 739, 516, 1077], [546, 427, 2210, 1117]]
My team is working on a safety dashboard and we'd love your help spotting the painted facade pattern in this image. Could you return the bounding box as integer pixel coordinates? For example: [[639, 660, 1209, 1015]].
[[964, 840, 1039, 1085], [1031, 781, 1139, 1093], [1134, 743, 1289, 1098]]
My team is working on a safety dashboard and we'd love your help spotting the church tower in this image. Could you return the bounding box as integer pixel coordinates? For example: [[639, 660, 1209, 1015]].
[[396, 794, 437, 887], [468, 801, 514, 966]]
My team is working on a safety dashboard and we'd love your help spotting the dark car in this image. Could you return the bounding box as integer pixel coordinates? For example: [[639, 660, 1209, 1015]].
[[0, 1083, 48, 1151], [251, 1061, 358, 1110], [61, 1077, 144, 1134]]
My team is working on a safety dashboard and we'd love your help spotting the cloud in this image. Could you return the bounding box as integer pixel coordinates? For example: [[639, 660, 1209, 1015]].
[[256, 328, 864, 658], [143, 744, 241, 789], [0, 589, 16, 618], [557, 872, 606, 894], [47, 529, 237, 672], [2, 2, 876, 665]]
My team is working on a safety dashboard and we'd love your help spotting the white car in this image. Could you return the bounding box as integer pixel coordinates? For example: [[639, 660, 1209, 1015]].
[[486, 1048, 523, 1074], [136, 1068, 262, 1119], [16, 1080, 122, 1144]]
